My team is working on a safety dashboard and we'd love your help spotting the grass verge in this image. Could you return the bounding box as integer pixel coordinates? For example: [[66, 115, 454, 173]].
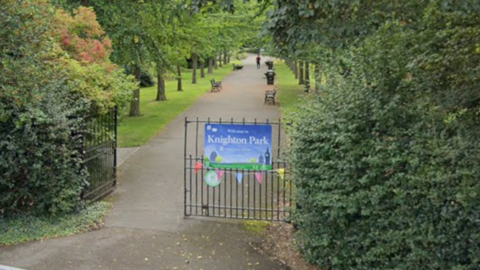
[[243, 220, 271, 235], [274, 60, 306, 122], [0, 202, 111, 246], [118, 62, 241, 147]]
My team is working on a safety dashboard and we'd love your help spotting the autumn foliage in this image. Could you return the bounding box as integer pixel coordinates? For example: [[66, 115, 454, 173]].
[[0, 0, 134, 216], [53, 6, 135, 112], [56, 7, 112, 64]]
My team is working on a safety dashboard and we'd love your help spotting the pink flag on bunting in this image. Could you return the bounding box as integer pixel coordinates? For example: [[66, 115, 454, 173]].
[[254, 172, 263, 184], [194, 162, 203, 173], [216, 169, 225, 179]]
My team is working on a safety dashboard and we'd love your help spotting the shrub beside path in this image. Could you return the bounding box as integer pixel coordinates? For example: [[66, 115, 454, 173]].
[[0, 55, 288, 270]]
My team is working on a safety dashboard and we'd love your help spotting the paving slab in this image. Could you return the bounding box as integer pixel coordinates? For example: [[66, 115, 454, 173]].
[[0, 54, 288, 270], [117, 147, 141, 167]]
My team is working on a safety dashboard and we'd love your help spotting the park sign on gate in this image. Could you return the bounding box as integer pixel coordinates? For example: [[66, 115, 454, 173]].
[[204, 124, 272, 171], [185, 118, 292, 221]]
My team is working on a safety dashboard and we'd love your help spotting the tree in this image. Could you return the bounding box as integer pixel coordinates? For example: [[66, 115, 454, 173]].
[[177, 64, 183, 91], [298, 61, 304, 85], [200, 60, 205, 78], [192, 52, 198, 83], [141, 1, 190, 101], [304, 61, 310, 84], [156, 66, 167, 101], [64, 0, 161, 116]]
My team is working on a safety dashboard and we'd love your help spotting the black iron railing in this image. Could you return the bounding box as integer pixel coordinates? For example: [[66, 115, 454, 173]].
[[184, 118, 292, 221], [81, 107, 117, 201]]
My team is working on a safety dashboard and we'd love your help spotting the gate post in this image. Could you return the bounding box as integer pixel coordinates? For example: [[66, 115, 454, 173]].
[[113, 106, 118, 187], [184, 117, 189, 217]]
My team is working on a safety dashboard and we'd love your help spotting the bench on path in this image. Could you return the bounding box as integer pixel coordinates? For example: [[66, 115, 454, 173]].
[[233, 63, 244, 70], [213, 78, 222, 89], [264, 88, 277, 105], [210, 79, 221, 92]]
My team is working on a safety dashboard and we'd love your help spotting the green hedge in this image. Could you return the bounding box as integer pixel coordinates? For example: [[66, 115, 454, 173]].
[[291, 76, 480, 269], [289, 3, 480, 268]]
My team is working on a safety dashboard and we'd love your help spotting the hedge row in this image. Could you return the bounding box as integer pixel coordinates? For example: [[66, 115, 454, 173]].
[[289, 2, 480, 269]]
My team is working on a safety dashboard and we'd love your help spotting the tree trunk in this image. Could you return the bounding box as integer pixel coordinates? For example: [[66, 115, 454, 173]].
[[227, 55, 230, 64], [293, 61, 298, 79], [200, 61, 205, 78], [129, 66, 141, 117], [192, 53, 197, 84], [177, 64, 183, 91], [305, 61, 310, 83], [214, 55, 218, 69], [218, 55, 222, 68], [208, 57, 213, 74], [314, 63, 321, 91], [223, 51, 227, 64], [299, 61, 304, 84], [156, 68, 167, 101]]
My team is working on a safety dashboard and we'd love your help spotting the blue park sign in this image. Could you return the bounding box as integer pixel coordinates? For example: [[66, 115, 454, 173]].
[[204, 124, 272, 170]]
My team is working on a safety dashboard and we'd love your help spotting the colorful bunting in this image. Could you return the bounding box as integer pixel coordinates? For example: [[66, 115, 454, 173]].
[[194, 162, 203, 173], [197, 165, 286, 184], [254, 172, 263, 184], [205, 170, 221, 187], [215, 169, 225, 179], [236, 172, 243, 184]]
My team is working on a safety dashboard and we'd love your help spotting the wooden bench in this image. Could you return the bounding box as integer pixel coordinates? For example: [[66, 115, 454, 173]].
[[213, 78, 222, 89], [233, 63, 244, 70], [210, 79, 221, 92], [264, 88, 277, 105]]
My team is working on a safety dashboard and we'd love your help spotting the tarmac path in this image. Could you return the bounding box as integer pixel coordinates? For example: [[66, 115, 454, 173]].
[[0, 54, 287, 270]]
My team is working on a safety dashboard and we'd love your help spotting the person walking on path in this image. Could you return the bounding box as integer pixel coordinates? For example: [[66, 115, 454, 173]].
[[256, 54, 261, 69]]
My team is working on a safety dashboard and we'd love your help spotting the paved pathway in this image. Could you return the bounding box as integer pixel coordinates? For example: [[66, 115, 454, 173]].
[[0, 55, 287, 270]]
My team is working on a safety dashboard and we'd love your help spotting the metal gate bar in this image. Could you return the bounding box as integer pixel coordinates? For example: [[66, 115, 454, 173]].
[[81, 107, 117, 201], [184, 118, 292, 221]]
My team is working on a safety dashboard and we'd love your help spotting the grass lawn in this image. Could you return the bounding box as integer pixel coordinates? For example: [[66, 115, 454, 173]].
[[118, 61, 241, 147], [274, 60, 307, 121]]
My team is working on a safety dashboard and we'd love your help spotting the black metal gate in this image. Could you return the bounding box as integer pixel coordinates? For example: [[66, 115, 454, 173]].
[[184, 118, 292, 221], [81, 108, 117, 201]]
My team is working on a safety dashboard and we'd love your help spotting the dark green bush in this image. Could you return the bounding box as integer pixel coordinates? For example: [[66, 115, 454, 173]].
[[291, 74, 480, 269], [289, 3, 480, 268], [0, 83, 89, 216], [140, 71, 155, 87]]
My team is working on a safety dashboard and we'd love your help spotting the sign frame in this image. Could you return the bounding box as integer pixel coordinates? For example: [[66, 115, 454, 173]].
[[204, 123, 273, 171]]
